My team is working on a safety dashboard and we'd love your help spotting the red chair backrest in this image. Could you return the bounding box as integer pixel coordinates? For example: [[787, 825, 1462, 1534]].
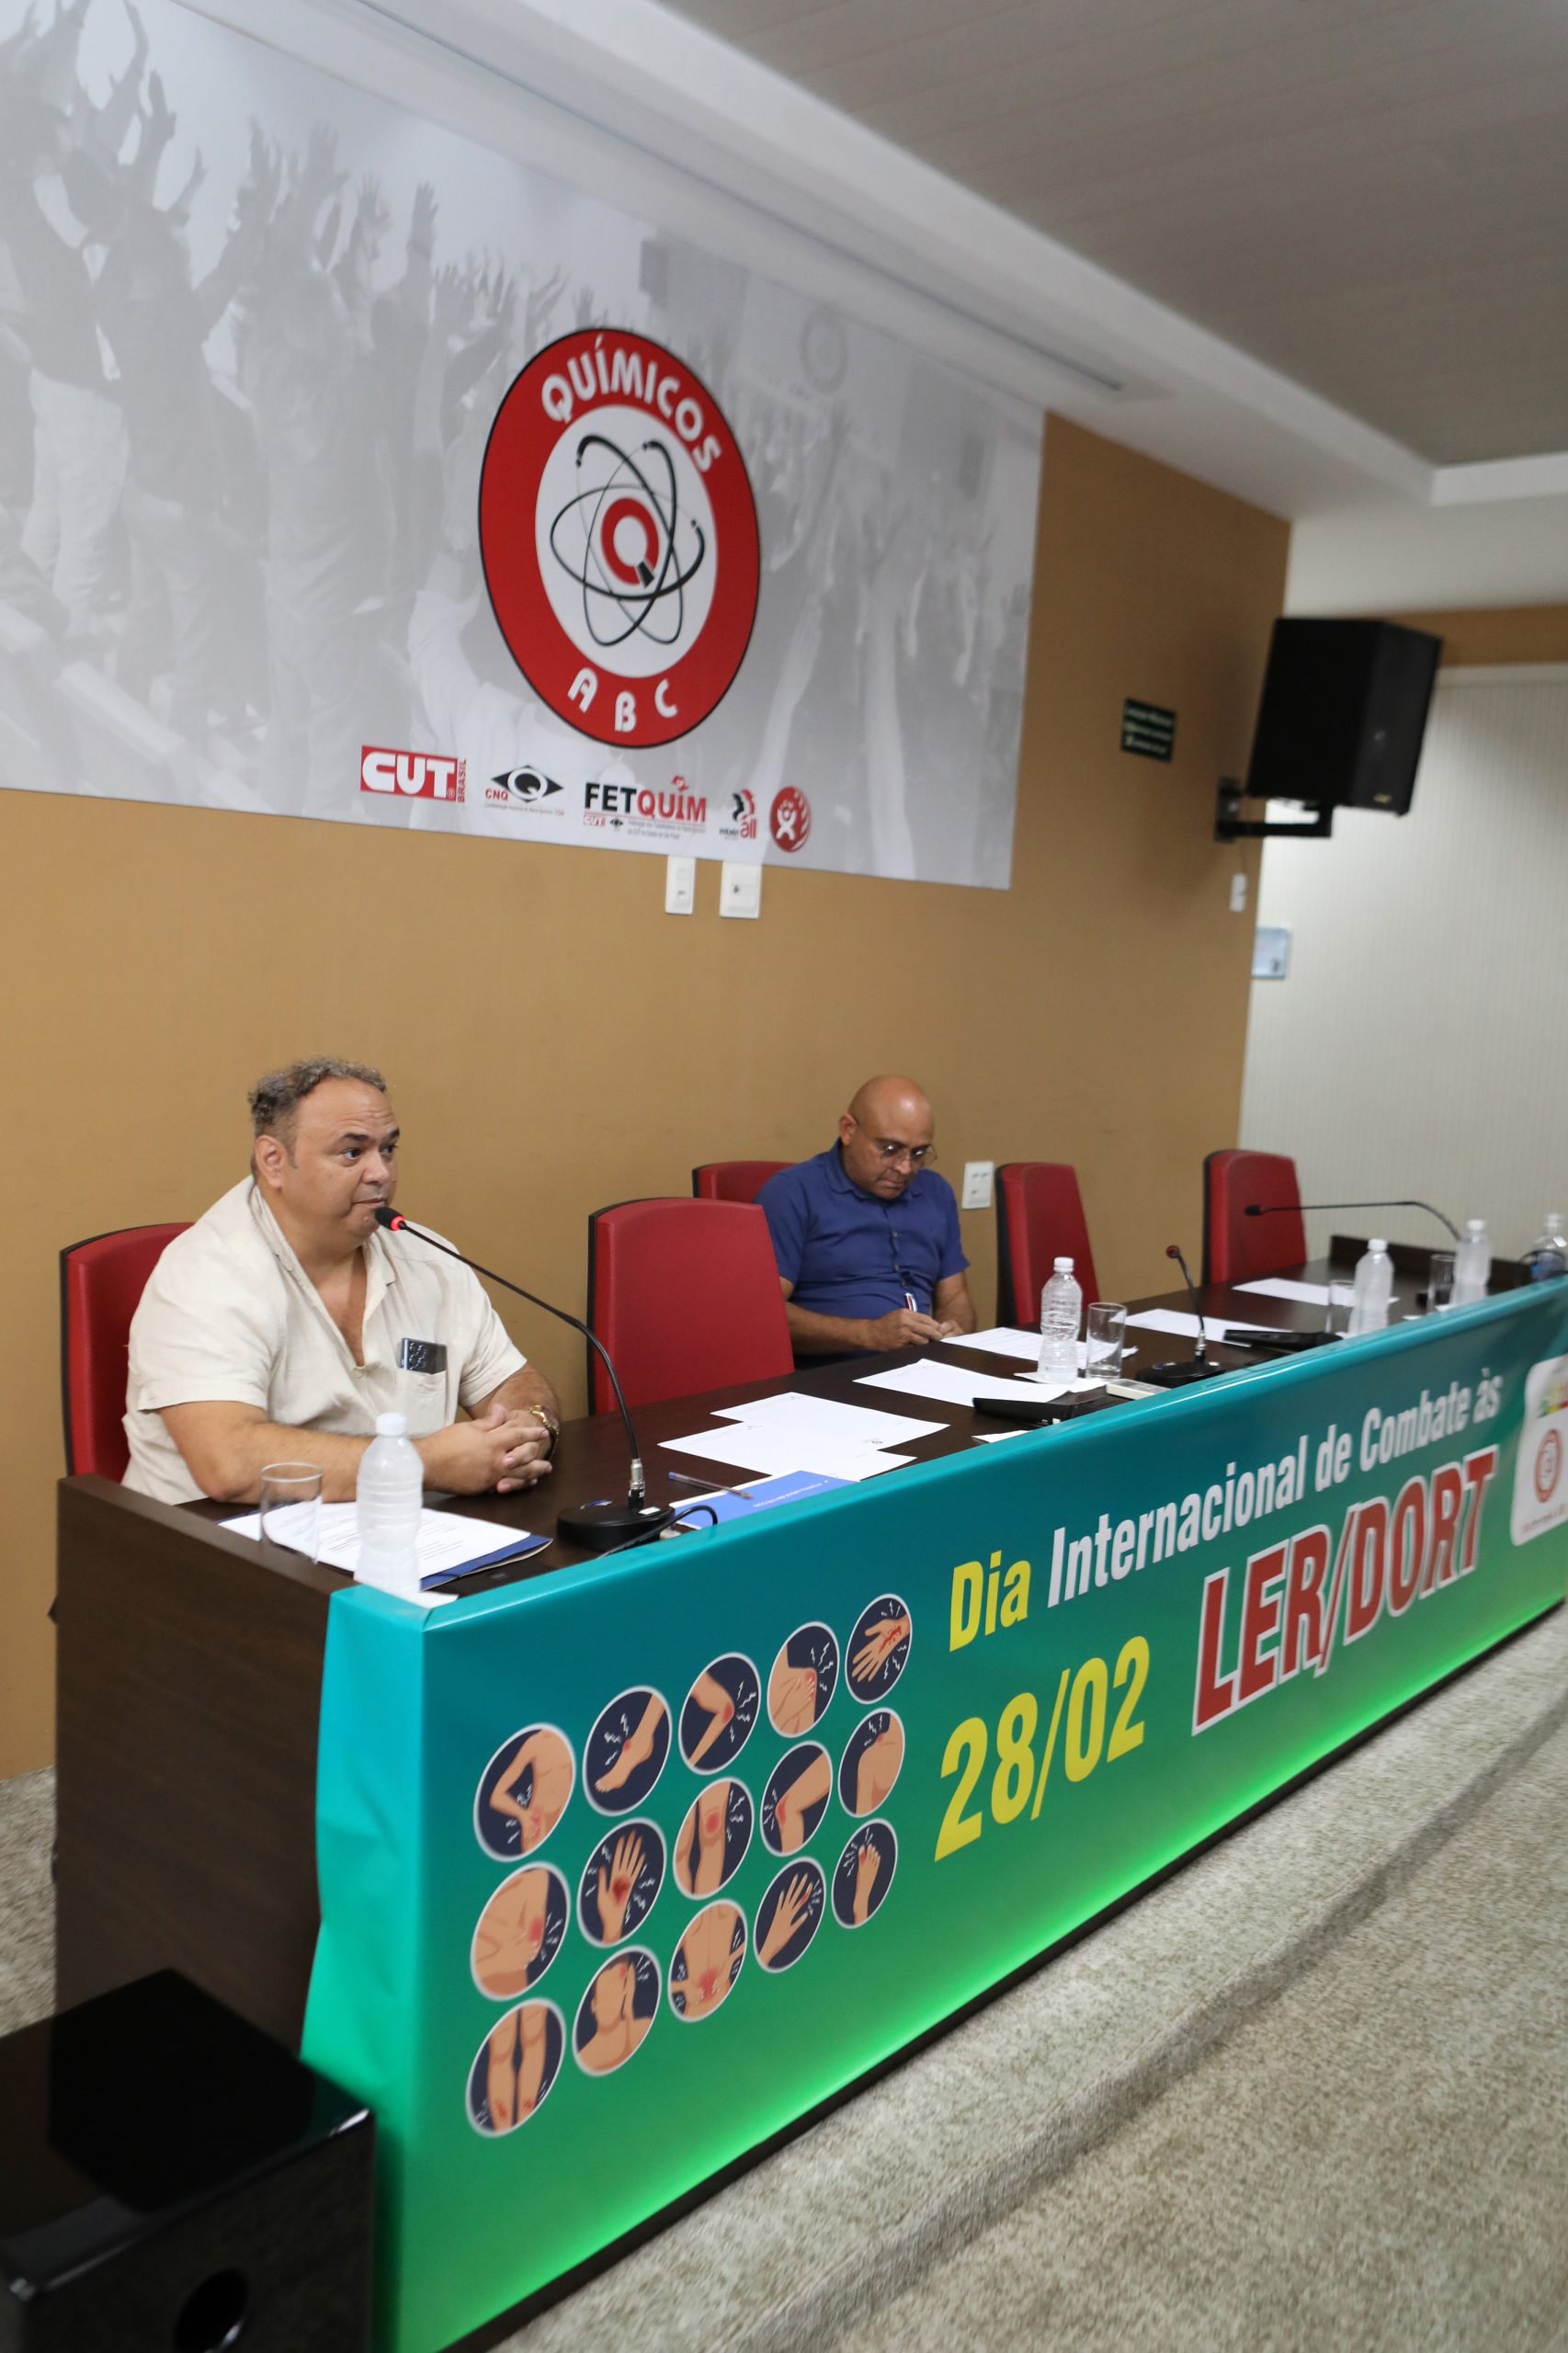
[[61, 1223, 190, 1477], [994, 1164, 1100, 1324], [1203, 1150, 1304, 1284], [691, 1161, 790, 1204], [586, 1198, 794, 1412]]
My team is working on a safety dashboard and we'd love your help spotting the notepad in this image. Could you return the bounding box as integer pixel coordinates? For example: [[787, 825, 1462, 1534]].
[[1235, 1278, 1334, 1306]]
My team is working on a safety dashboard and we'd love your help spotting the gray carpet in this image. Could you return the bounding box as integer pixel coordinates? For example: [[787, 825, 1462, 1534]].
[[4, 1614, 1565, 2353]]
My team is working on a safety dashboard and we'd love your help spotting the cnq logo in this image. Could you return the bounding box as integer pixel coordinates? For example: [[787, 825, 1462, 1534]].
[[359, 745, 465, 801]]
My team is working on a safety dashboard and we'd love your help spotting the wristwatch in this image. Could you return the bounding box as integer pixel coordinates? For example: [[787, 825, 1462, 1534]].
[[527, 1404, 561, 1455]]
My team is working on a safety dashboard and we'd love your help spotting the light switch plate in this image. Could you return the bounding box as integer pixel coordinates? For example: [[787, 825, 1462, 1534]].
[[961, 1160, 994, 1211], [665, 855, 696, 915], [720, 861, 762, 919], [1229, 871, 1248, 914]]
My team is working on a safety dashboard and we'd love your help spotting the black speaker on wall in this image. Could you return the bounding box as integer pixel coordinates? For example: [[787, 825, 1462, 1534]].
[[1244, 617, 1442, 815], [0, 1972, 373, 2352]]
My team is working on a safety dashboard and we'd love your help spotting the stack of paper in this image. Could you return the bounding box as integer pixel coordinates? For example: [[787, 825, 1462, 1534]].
[[1235, 1278, 1334, 1306], [1123, 1309, 1281, 1339], [857, 1359, 1071, 1407], [659, 1388, 947, 1483], [222, 1503, 545, 1589]]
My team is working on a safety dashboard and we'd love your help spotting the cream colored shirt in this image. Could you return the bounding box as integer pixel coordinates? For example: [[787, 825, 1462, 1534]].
[[123, 1179, 527, 1504]]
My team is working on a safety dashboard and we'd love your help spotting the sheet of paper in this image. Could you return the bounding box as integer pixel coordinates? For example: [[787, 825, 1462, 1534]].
[[945, 1326, 1050, 1361], [714, 1392, 948, 1446], [856, 1359, 1062, 1407], [222, 1502, 543, 1585], [659, 1426, 913, 1481], [972, 1427, 1037, 1443], [1123, 1310, 1282, 1339], [1235, 1278, 1334, 1306]]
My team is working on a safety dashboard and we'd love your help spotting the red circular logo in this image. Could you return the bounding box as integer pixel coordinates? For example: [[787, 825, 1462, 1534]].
[[1535, 1426, 1562, 1504], [770, 786, 812, 853], [478, 331, 759, 750]]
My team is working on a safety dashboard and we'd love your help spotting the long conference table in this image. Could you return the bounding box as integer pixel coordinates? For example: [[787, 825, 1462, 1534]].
[[54, 1258, 1568, 2353]]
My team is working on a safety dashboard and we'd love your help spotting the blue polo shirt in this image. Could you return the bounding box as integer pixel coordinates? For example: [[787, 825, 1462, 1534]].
[[758, 1145, 968, 1322]]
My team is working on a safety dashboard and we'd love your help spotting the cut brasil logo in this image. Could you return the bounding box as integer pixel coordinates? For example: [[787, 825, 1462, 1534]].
[[478, 330, 760, 751]]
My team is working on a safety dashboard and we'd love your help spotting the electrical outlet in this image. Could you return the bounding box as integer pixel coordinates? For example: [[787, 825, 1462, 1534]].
[[1230, 871, 1248, 914], [665, 856, 696, 915], [720, 861, 762, 919], [961, 1160, 994, 1211]]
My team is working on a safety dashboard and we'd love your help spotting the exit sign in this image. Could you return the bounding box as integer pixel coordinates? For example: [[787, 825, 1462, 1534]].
[[1121, 698, 1176, 761]]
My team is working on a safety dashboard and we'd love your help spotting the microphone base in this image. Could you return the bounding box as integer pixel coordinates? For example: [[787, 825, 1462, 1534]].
[[1142, 1358, 1227, 1388], [557, 1498, 679, 1552]]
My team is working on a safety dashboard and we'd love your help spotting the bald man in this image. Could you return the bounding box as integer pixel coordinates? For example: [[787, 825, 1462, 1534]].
[[757, 1078, 976, 1358]]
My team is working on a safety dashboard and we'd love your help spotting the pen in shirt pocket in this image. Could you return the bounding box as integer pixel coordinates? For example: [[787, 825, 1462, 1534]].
[[903, 1290, 919, 1313]]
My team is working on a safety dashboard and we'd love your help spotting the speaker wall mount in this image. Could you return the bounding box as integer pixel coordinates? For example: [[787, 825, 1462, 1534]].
[[1214, 779, 1335, 843]]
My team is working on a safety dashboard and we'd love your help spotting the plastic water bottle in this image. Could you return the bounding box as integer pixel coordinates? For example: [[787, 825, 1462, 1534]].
[[1452, 1219, 1492, 1306], [1523, 1213, 1568, 1281], [1348, 1239, 1394, 1336], [356, 1411, 423, 1593], [1039, 1256, 1083, 1381]]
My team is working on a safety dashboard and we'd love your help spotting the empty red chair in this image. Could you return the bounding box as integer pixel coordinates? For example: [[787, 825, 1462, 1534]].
[[994, 1164, 1100, 1324], [691, 1160, 790, 1203], [61, 1223, 189, 1477], [1203, 1150, 1305, 1285], [585, 1198, 794, 1411]]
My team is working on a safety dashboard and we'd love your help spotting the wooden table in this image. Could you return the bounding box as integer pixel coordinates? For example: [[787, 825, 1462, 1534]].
[[52, 1262, 1397, 2047]]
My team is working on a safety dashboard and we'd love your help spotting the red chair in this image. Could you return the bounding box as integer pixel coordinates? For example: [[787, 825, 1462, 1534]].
[[1203, 1150, 1305, 1285], [691, 1160, 790, 1204], [585, 1198, 794, 1412], [61, 1223, 189, 1477], [994, 1164, 1100, 1325]]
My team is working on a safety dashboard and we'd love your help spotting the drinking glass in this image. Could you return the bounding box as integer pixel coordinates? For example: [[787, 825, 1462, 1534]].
[[1324, 1280, 1355, 1338], [258, 1462, 323, 1561], [1426, 1251, 1456, 1313], [1085, 1302, 1128, 1382]]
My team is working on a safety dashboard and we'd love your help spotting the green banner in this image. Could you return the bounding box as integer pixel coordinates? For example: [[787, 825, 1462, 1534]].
[[302, 1289, 1568, 2353]]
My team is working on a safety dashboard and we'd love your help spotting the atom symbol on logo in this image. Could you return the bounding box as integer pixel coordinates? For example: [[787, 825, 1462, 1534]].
[[548, 432, 706, 653]]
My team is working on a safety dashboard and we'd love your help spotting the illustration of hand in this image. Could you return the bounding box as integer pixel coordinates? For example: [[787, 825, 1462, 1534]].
[[774, 1751, 831, 1852], [758, 1872, 813, 1966], [851, 1613, 910, 1686], [686, 1670, 735, 1767], [595, 1694, 666, 1793], [596, 1830, 645, 1942], [769, 1657, 818, 1734]]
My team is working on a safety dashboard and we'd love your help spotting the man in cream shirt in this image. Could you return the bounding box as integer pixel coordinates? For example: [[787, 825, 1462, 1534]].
[[125, 1057, 561, 1506]]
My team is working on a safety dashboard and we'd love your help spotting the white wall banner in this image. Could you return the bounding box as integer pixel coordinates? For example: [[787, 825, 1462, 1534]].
[[0, 0, 1041, 886]]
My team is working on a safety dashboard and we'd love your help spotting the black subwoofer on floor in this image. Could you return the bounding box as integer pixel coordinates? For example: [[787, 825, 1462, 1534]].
[[0, 1970, 373, 2351]]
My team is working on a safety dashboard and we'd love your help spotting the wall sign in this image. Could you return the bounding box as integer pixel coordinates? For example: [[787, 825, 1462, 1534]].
[[1122, 699, 1176, 760]]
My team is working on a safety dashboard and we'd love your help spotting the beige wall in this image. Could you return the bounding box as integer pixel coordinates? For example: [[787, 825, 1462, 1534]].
[[0, 415, 1287, 1777], [1392, 605, 1568, 667]]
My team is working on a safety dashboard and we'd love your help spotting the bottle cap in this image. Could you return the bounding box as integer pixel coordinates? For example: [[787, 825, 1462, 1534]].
[[1053, 1256, 1074, 1272], [376, 1411, 408, 1438], [1369, 1239, 1387, 1253]]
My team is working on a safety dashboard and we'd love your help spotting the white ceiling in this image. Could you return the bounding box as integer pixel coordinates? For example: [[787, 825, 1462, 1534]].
[[653, 0, 1568, 470]]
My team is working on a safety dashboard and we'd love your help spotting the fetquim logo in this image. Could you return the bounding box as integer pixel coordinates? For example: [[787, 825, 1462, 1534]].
[[478, 330, 759, 751]]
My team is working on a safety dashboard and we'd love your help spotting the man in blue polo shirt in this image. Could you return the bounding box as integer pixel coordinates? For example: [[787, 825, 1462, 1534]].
[[758, 1076, 977, 1357]]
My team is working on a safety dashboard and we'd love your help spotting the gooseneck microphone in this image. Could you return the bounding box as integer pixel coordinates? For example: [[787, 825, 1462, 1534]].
[[375, 1208, 676, 1552], [1142, 1243, 1226, 1388], [1245, 1198, 1461, 1243]]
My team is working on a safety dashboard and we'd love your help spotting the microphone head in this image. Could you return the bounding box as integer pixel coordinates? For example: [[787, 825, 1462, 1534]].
[[373, 1205, 403, 1230], [1165, 1244, 1181, 1259], [1244, 1203, 1263, 1216]]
